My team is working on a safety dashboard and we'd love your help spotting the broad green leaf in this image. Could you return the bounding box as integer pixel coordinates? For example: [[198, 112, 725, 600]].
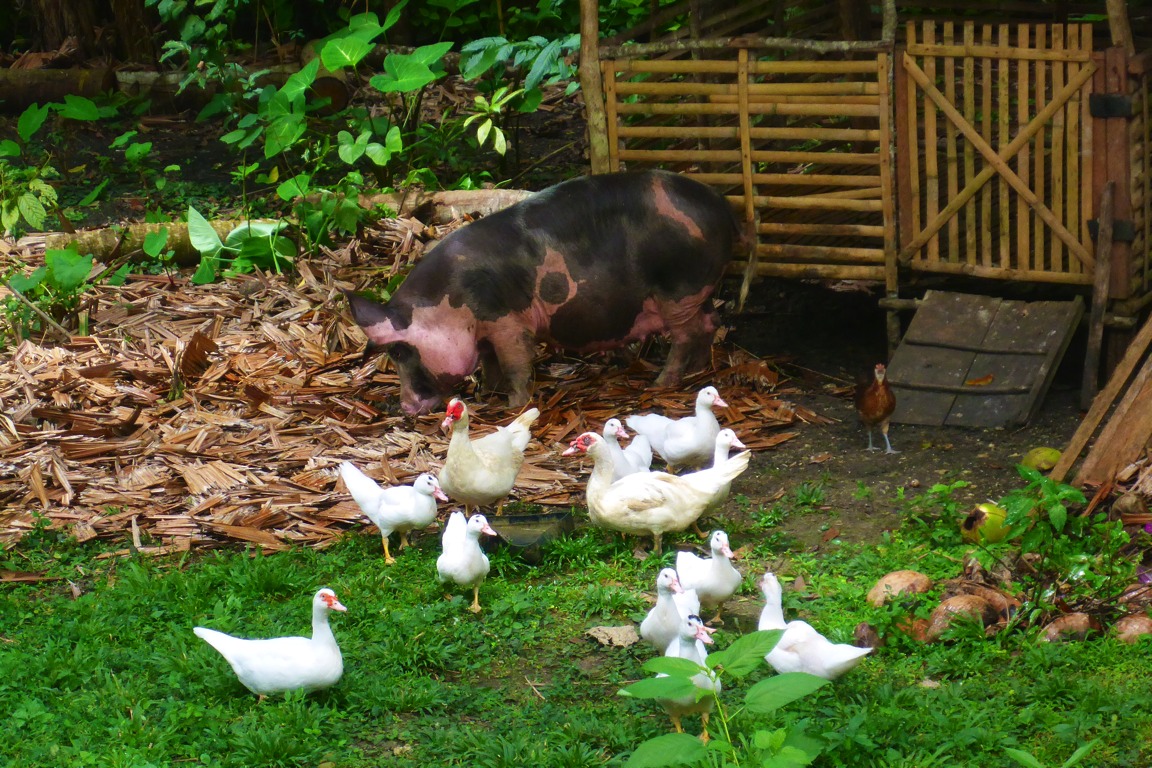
[[475, 119, 492, 147], [462, 45, 502, 81], [17, 193, 47, 229], [381, 0, 406, 31], [125, 142, 153, 162], [1003, 748, 1045, 768], [410, 41, 453, 66], [276, 174, 310, 201], [624, 733, 709, 767], [337, 130, 370, 164], [190, 253, 220, 284], [9, 267, 46, 294], [642, 656, 706, 677], [618, 675, 699, 701], [282, 59, 320, 101], [371, 54, 438, 93], [109, 130, 138, 149], [492, 127, 507, 155], [186, 206, 222, 256], [224, 221, 290, 246], [1, 202, 19, 233], [1048, 504, 1067, 532], [264, 115, 306, 158], [143, 229, 169, 258], [77, 178, 110, 206], [17, 103, 50, 143], [321, 37, 374, 70], [45, 247, 93, 292], [706, 630, 782, 679], [524, 38, 561, 91], [1062, 739, 1099, 767], [761, 745, 819, 768], [57, 95, 100, 121], [331, 198, 363, 234], [744, 672, 829, 714], [1, 139, 22, 156]]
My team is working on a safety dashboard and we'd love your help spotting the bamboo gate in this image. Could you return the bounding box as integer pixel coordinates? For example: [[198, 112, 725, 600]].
[[580, 5, 1152, 395]]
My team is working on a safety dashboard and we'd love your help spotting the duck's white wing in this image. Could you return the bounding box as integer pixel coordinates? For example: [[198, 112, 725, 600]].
[[340, 461, 384, 516], [440, 510, 467, 551]]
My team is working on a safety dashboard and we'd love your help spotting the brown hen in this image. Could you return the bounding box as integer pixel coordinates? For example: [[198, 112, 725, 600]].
[[855, 363, 897, 453]]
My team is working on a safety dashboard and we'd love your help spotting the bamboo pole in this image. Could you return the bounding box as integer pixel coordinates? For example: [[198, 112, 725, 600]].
[[600, 37, 891, 60], [878, 51, 898, 297], [998, 24, 1011, 271], [925, 23, 940, 265], [615, 59, 880, 75], [906, 23, 922, 260], [755, 245, 885, 262], [759, 222, 886, 237], [907, 260, 1094, 285], [613, 101, 880, 117], [737, 47, 757, 311], [753, 195, 884, 212], [579, 0, 609, 174], [963, 22, 977, 267], [980, 24, 992, 270], [615, 81, 879, 95], [1051, 24, 1066, 275], [1016, 23, 1031, 274], [906, 42, 1091, 63], [944, 22, 959, 262], [1034, 27, 1048, 273], [602, 62, 620, 172], [1066, 24, 1083, 276], [1082, 182, 1115, 408]]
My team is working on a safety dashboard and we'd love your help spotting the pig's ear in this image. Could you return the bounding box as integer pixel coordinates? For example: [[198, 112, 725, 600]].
[[343, 290, 404, 345]]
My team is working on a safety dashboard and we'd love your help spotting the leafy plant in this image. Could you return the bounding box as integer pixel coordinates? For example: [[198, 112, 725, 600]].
[[463, 85, 525, 156], [2, 245, 94, 344], [186, 205, 296, 284], [619, 630, 830, 766], [1005, 739, 1099, 768]]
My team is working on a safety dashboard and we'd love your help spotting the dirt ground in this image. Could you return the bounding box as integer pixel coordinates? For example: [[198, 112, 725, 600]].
[[723, 277, 1088, 551]]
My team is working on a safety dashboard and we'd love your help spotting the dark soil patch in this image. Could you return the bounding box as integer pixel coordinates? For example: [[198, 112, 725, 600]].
[[722, 278, 1087, 551]]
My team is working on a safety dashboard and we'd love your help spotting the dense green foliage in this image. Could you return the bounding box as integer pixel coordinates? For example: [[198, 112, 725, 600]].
[[4, 476, 1152, 767]]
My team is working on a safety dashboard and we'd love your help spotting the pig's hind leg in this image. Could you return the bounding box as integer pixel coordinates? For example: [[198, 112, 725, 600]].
[[653, 289, 719, 387]]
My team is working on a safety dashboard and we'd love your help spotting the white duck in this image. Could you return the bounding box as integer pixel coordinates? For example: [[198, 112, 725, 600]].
[[639, 567, 702, 653], [601, 418, 653, 481], [758, 572, 871, 680], [438, 399, 539, 514], [563, 431, 749, 554], [340, 462, 449, 563], [657, 614, 720, 743], [193, 588, 347, 698], [676, 530, 742, 625], [436, 510, 498, 613], [626, 386, 728, 471]]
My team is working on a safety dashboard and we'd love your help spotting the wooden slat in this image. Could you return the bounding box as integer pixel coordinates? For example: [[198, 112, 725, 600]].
[[924, 22, 940, 265], [613, 102, 881, 117], [980, 23, 992, 270], [1016, 23, 1032, 273], [757, 244, 886, 262], [964, 21, 977, 266], [615, 81, 880, 96], [944, 22, 959, 262], [1033, 26, 1047, 272], [878, 52, 899, 294], [602, 62, 620, 172], [616, 59, 880, 75], [906, 42, 1092, 62], [758, 222, 886, 238], [1051, 23, 1066, 274]]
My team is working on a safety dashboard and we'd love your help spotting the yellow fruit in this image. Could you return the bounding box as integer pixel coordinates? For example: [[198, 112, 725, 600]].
[[961, 502, 1010, 544], [1021, 447, 1061, 471]]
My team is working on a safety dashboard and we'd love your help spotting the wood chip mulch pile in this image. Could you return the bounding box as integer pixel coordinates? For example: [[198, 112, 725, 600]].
[[0, 218, 831, 557]]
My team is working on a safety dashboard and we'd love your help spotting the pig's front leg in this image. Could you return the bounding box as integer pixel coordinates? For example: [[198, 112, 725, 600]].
[[653, 290, 719, 386], [482, 325, 537, 407]]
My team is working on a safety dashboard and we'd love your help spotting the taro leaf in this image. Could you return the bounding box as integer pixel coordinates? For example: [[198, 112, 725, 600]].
[[337, 130, 369, 164], [57, 95, 100, 121], [0, 139, 20, 157], [370, 51, 445, 93], [9, 267, 46, 294], [624, 733, 708, 767], [45, 248, 93, 292], [17, 103, 50, 143], [143, 229, 169, 258], [190, 253, 220, 285], [282, 59, 319, 101], [618, 675, 698, 701], [321, 37, 374, 71], [125, 142, 153, 162], [410, 41, 453, 67], [745, 672, 829, 714], [706, 630, 782, 679], [264, 114, 306, 158], [186, 206, 222, 257]]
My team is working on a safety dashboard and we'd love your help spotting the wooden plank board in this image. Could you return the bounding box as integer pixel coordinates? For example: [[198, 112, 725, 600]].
[[888, 290, 1082, 427]]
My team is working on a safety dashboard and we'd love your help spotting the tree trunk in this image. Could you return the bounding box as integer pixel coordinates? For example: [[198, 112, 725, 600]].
[[34, 0, 99, 56], [109, 0, 156, 63]]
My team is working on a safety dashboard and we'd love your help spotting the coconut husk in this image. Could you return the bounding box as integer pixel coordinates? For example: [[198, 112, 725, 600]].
[[1114, 614, 1152, 643], [866, 569, 933, 607]]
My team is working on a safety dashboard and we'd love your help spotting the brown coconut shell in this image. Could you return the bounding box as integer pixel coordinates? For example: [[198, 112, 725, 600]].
[[1112, 492, 1149, 519], [1118, 583, 1152, 610], [854, 621, 883, 649], [956, 583, 1022, 620], [1040, 612, 1102, 642], [1114, 614, 1152, 644], [924, 594, 999, 642], [867, 570, 933, 607]]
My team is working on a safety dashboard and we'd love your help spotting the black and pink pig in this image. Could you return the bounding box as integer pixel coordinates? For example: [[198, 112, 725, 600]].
[[345, 170, 741, 415]]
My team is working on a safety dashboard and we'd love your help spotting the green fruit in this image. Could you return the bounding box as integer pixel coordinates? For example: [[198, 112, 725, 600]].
[[1021, 447, 1061, 471], [961, 502, 1010, 543]]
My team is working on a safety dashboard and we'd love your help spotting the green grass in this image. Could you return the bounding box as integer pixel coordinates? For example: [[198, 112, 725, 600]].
[[3, 495, 1152, 768]]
